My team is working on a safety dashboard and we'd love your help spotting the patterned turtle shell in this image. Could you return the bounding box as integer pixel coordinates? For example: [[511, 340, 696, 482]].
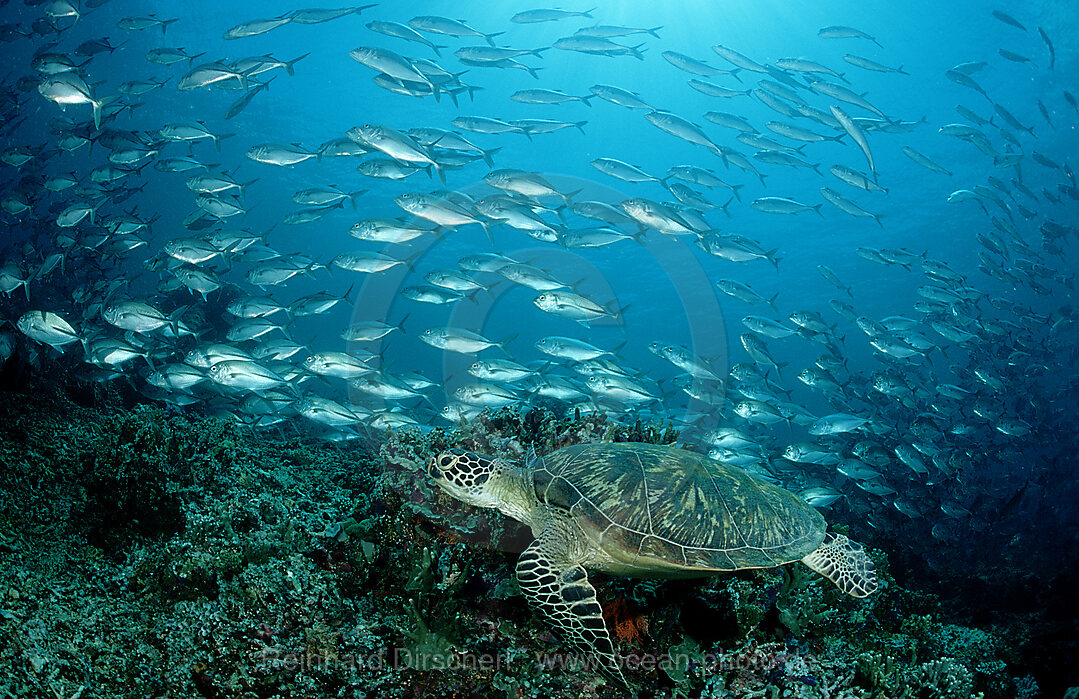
[[530, 442, 827, 572]]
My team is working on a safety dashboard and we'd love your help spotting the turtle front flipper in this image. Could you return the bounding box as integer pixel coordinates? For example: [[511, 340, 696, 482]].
[[801, 531, 878, 598], [516, 527, 628, 687]]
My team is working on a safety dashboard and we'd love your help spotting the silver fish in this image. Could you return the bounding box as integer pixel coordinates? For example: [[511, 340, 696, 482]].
[[17, 311, 80, 351], [830, 104, 875, 176], [419, 327, 514, 354], [223, 15, 292, 40]]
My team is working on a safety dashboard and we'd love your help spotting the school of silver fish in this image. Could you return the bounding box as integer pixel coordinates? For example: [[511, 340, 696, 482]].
[[1, 2, 1077, 538]]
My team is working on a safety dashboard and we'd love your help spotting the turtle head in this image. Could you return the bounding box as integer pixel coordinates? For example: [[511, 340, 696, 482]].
[[428, 449, 506, 510]]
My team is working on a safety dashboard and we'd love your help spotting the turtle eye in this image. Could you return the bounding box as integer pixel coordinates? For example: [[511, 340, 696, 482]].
[[438, 454, 455, 469]]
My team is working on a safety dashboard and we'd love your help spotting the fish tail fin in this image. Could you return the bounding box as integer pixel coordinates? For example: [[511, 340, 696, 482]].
[[813, 203, 824, 217], [285, 52, 311, 76], [562, 188, 583, 206], [647, 25, 663, 38], [498, 332, 519, 357], [481, 146, 502, 168], [432, 44, 447, 57], [573, 120, 588, 134], [767, 291, 780, 311], [485, 31, 505, 47], [731, 183, 744, 202], [166, 306, 187, 337], [402, 249, 424, 272]]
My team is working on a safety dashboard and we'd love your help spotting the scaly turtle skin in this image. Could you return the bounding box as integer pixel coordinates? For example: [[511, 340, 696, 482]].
[[428, 442, 877, 686]]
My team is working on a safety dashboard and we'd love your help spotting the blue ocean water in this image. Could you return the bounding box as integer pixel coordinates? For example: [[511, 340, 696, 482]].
[[2, 0, 1079, 694], [8, 1, 1068, 386], [5, 1, 1072, 368]]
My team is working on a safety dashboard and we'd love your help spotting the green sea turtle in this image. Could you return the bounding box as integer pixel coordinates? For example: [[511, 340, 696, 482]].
[[428, 441, 877, 684]]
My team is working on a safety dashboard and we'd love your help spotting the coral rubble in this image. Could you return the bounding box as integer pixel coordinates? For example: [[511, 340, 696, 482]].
[[0, 390, 1034, 698]]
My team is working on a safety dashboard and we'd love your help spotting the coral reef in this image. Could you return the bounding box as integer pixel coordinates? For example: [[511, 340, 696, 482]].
[[0, 389, 1039, 698]]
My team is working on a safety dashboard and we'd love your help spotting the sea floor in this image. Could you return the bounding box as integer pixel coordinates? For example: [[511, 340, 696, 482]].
[[0, 377, 1045, 698]]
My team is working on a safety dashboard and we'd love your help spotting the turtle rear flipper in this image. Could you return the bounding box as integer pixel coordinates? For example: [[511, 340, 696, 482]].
[[516, 525, 628, 687], [801, 531, 878, 598]]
